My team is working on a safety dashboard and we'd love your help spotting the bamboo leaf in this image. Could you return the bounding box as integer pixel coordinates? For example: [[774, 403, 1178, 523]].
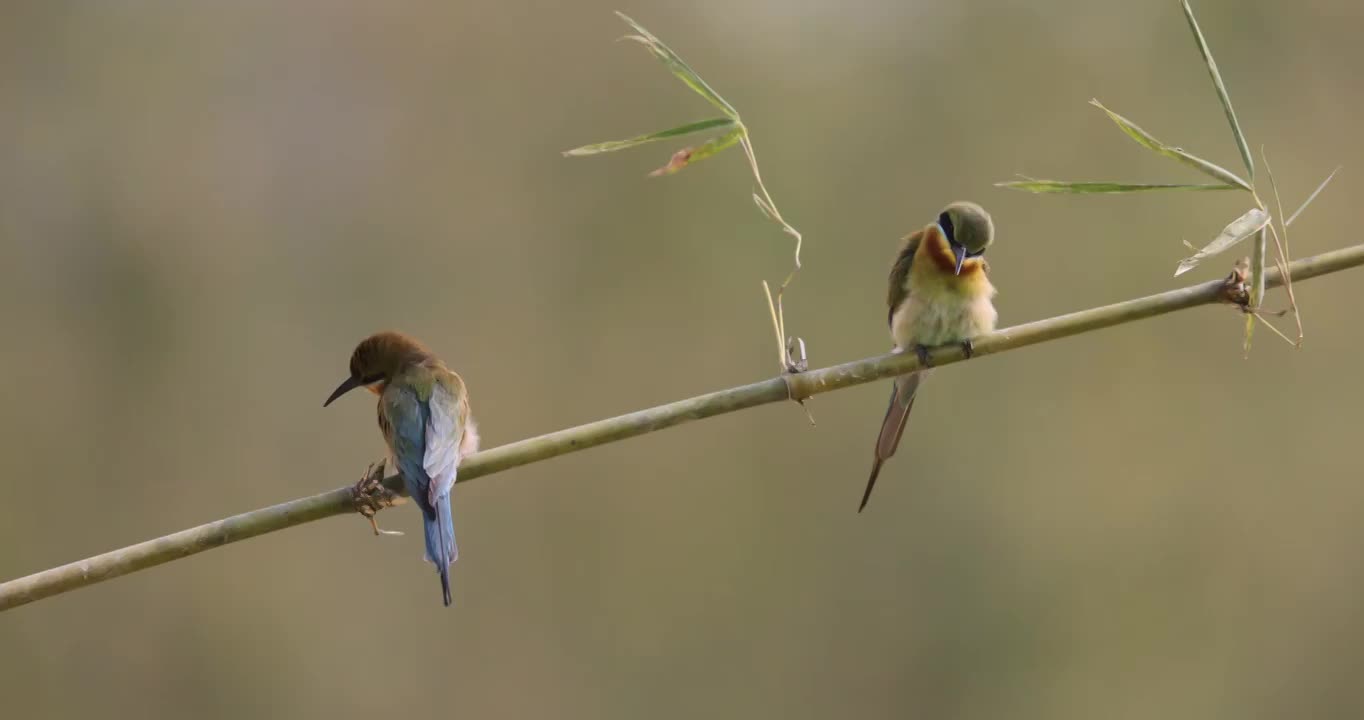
[[615, 12, 738, 119], [1090, 99, 1166, 153], [1090, 99, 1252, 191], [563, 118, 736, 157], [1174, 207, 1271, 276], [1286, 166, 1342, 227], [1167, 147, 1252, 190], [997, 178, 1239, 194], [1180, 0, 1254, 180], [646, 126, 745, 177]]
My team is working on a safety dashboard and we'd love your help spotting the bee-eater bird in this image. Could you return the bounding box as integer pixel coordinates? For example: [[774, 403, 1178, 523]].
[[324, 331, 479, 606], [860, 201, 997, 512]]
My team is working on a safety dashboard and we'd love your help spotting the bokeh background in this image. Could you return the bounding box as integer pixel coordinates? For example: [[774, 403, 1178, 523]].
[[2, 1, 1361, 718]]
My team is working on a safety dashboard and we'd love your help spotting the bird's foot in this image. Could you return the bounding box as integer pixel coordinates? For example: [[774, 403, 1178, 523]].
[[352, 459, 404, 536], [915, 340, 976, 366]]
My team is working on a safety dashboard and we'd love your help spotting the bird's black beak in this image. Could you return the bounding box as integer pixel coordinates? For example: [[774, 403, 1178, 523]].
[[324, 375, 364, 407], [952, 243, 968, 275]]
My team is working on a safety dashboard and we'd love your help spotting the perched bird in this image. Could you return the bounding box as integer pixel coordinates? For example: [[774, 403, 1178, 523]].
[[860, 201, 998, 512], [324, 331, 479, 606]]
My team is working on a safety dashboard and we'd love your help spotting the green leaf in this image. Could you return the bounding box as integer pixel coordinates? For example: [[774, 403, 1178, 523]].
[[1166, 147, 1252, 190], [563, 118, 736, 157], [1180, 0, 1254, 180], [615, 12, 739, 119], [646, 126, 745, 176], [1173, 207, 1271, 276], [996, 178, 1240, 194], [1090, 99, 1165, 154], [1286, 166, 1341, 227], [1090, 100, 1252, 191]]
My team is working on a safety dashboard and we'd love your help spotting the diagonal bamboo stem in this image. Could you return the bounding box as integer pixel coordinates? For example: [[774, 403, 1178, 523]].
[[4, 242, 1363, 612]]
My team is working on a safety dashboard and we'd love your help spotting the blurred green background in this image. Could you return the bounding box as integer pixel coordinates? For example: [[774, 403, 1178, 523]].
[[2, 1, 1361, 718]]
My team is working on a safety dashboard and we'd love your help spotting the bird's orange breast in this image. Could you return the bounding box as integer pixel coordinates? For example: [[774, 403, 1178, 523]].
[[907, 224, 994, 303], [918, 224, 986, 277]]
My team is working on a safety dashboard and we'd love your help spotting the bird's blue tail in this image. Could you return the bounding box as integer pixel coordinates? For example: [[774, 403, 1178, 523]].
[[423, 493, 458, 607]]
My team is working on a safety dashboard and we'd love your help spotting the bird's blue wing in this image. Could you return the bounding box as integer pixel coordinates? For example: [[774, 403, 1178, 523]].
[[422, 379, 464, 506], [379, 383, 436, 518]]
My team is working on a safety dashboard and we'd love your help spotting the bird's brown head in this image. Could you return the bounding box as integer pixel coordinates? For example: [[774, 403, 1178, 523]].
[[324, 331, 434, 407], [936, 201, 995, 275]]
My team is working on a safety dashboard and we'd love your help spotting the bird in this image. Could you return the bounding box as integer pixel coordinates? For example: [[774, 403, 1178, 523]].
[[859, 201, 998, 512], [324, 331, 479, 606]]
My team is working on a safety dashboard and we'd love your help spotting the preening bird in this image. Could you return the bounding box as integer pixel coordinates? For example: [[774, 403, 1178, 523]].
[[325, 331, 479, 606], [860, 201, 998, 512]]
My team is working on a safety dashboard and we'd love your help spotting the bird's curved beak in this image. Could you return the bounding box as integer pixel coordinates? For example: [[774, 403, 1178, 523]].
[[324, 376, 364, 407], [951, 243, 968, 275]]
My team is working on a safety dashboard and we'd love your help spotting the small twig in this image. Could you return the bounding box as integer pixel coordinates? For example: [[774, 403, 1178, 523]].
[[1251, 311, 1295, 346], [761, 281, 784, 370], [1261, 148, 1304, 345], [741, 137, 804, 372]]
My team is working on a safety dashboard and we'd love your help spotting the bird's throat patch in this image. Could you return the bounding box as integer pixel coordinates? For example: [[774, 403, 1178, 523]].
[[921, 224, 985, 278]]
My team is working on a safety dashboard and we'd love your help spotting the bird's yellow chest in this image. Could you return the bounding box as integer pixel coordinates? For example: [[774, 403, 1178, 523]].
[[890, 235, 997, 348]]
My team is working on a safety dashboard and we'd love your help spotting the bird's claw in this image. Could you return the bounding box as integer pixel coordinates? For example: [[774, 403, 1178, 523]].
[[352, 459, 404, 537], [914, 341, 975, 367]]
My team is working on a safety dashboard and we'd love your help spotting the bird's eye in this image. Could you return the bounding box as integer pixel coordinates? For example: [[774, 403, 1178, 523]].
[[361, 373, 385, 385], [937, 211, 956, 245]]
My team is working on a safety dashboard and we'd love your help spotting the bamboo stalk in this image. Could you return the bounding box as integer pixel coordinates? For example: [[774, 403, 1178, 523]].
[[4, 242, 1363, 612]]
